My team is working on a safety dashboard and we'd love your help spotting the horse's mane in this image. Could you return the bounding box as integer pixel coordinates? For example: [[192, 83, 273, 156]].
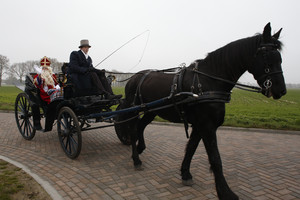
[[196, 34, 282, 78]]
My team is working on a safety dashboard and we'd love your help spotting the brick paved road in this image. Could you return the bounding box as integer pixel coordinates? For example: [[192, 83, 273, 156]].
[[0, 112, 300, 200]]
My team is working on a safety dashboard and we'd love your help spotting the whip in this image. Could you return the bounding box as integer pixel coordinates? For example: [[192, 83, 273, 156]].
[[94, 30, 150, 69]]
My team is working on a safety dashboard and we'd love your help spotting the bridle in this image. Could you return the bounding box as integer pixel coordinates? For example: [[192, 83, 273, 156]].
[[188, 43, 283, 95], [254, 43, 283, 96]]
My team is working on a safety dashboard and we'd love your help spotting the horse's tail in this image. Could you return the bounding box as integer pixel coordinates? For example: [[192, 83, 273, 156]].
[[114, 99, 137, 145]]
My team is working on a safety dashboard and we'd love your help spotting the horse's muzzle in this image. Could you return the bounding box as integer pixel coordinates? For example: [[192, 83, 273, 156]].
[[273, 89, 287, 100], [261, 87, 286, 99]]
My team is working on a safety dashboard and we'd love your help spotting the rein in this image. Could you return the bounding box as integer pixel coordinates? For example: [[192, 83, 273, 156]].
[[107, 64, 263, 93], [192, 67, 263, 93]]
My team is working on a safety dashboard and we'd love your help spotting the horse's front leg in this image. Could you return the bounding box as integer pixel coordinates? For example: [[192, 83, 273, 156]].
[[129, 119, 143, 169], [202, 130, 239, 200], [131, 132, 143, 170], [137, 113, 156, 154], [181, 126, 202, 186]]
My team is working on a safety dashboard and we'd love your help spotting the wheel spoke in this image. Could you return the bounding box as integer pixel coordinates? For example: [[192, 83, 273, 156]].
[[22, 97, 28, 113], [66, 136, 71, 153], [23, 119, 26, 134], [60, 119, 67, 129], [20, 97, 25, 109], [24, 97, 28, 111], [62, 136, 68, 151], [18, 104, 24, 113], [27, 118, 33, 133], [63, 114, 69, 128], [69, 135, 78, 153], [26, 101, 30, 114], [69, 134, 78, 146], [23, 119, 27, 136], [25, 120, 29, 137], [19, 118, 25, 129], [61, 135, 66, 143]]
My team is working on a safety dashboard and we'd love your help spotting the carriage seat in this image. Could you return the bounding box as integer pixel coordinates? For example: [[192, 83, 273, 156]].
[[25, 73, 48, 110], [25, 72, 64, 111]]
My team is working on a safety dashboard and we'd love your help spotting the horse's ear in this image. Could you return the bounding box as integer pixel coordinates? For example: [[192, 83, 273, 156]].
[[272, 28, 282, 40], [263, 22, 272, 42]]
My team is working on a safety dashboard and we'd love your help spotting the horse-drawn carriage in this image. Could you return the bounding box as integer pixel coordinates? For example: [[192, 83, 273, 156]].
[[14, 23, 286, 199], [14, 63, 203, 159]]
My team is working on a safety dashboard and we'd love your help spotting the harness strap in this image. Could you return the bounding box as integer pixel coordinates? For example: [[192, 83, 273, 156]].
[[178, 67, 186, 92], [134, 70, 153, 105], [169, 71, 180, 98], [169, 67, 190, 138]]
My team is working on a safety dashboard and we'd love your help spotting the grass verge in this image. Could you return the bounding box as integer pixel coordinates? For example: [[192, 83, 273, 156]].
[[0, 159, 51, 200]]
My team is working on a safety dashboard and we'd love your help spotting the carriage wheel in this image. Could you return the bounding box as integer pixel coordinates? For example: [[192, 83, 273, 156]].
[[15, 93, 36, 140], [114, 104, 131, 145], [57, 107, 82, 159]]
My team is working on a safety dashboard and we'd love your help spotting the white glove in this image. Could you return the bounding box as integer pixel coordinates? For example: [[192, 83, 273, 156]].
[[34, 65, 42, 74]]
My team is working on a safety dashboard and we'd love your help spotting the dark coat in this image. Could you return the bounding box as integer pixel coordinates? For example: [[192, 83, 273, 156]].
[[68, 50, 98, 96]]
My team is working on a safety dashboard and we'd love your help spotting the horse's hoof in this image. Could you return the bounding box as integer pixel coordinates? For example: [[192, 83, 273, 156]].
[[218, 191, 239, 200], [182, 179, 194, 186], [134, 164, 144, 171]]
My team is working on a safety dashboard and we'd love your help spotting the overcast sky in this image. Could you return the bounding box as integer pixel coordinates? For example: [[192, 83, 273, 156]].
[[1, 0, 299, 83]]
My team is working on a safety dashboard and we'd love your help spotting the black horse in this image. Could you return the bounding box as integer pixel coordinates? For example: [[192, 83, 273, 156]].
[[115, 23, 286, 199]]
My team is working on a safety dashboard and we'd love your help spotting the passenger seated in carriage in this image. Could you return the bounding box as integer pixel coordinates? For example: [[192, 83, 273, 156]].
[[68, 39, 122, 99], [33, 56, 62, 104]]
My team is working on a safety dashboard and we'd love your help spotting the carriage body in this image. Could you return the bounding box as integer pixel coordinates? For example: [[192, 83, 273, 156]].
[[15, 70, 121, 159]]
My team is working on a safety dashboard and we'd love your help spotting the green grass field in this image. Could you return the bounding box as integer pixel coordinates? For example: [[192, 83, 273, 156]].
[[224, 89, 300, 130], [1, 86, 299, 131], [0, 86, 21, 111]]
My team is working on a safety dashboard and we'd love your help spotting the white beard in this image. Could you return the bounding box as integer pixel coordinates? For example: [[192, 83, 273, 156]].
[[41, 68, 54, 86]]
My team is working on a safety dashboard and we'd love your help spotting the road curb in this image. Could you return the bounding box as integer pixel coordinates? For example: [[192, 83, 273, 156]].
[[0, 155, 63, 200]]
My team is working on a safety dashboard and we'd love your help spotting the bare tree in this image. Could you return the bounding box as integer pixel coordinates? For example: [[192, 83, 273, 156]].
[[0, 54, 9, 86], [49, 58, 63, 73], [8, 60, 39, 83], [9, 63, 28, 83], [3, 74, 18, 85], [25, 60, 39, 72]]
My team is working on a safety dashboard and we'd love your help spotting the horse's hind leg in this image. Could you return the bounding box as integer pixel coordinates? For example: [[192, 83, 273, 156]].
[[202, 130, 239, 200], [181, 126, 202, 186], [137, 113, 156, 154]]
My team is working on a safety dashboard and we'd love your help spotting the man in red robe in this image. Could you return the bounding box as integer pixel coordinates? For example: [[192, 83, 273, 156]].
[[33, 56, 61, 104]]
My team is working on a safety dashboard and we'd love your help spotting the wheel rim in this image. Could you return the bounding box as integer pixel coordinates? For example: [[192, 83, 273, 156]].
[[57, 107, 81, 159], [15, 93, 35, 140]]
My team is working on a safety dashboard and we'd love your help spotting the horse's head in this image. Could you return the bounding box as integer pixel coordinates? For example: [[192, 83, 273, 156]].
[[249, 23, 286, 99]]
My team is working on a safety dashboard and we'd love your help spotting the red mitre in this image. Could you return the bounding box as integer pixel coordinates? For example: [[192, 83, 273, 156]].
[[40, 56, 51, 67]]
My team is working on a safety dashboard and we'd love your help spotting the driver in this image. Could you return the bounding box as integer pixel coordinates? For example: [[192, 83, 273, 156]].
[[68, 39, 122, 99]]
